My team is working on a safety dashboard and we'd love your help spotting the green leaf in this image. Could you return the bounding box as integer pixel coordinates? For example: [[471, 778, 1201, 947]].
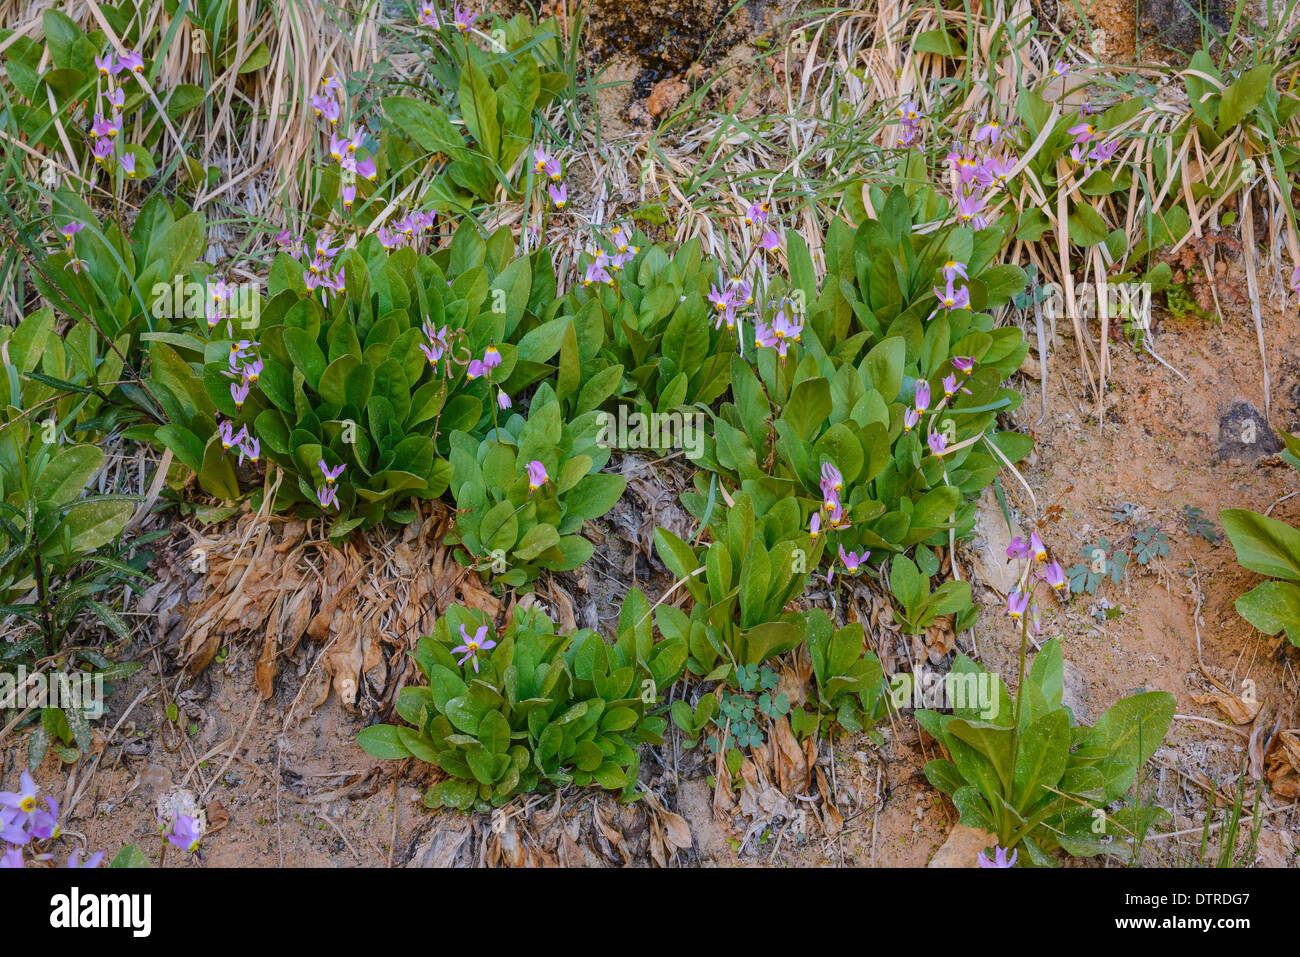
[[357, 724, 412, 759], [1235, 580, 1300, 645], [1217, 64, 1273, 132], [1221, 508, 1300, 582]]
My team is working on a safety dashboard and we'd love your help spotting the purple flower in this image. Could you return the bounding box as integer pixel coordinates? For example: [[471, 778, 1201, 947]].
[[1049, 59, 1072, 79], [29, 797, 59, 840], [942, 374, 957, 397], [526, 459, 549, 493], [217, 420, 242, 452], [481, 345, 502, 371], [809, 511, 821, 540], [0, 772, 40, 823], [452, 5, 478, 32], [1007, 590, 1029, 620], [934, 280, 971, 311], [1067, 122, 1098, 144], [1088, 139, 1121, 163], [826, 501, 850, 530], [417, 4, 443, 28], [1291, 263, 1300, 300], [1030, 530, 1048, 563], [759, 230, 780, 252], [941, 259, 968, 282], [465, 359, 488, 380], [164, 814, 202, 854], [238, 434, 260, 465], [946, 146, 980, 185], [1042, 560, 1067, 592], [708, 283, 735, 315], [927, 432, 948, 457], [119, 153, 136, 178], [838, 545, 869, 574], [119, 50, 144, 73], [59, 222, 85, 244], [954, 190, 987, 229], [67, 849, 104, 868], [452, 624, 497, 673], [311, 94, 341, 124], [744, 201, 771, 227], [341, 184, 356, 209], [230, 380, 249, 410], [1006, 536, 1030, 560], [355, 157, 377, 181], [497, 390, 511, 410], [0, 809, 28, 845], [95, 53, 119, 76], [316, 484, 339, 511], [976, 155, 1015, 188], [548, 182, 567, 208], [91, 138, 113, 163], [583, 262, 612, 286], [319, 460, 346, 485], [952, 356, 975, 375], [972, 120, 1006, 144], [0, 846, 22, 868], [978, 845, 1017, 867], [914, 380, 931, 413], [107, 88, 125, 109], [903, 407, 920, 432], [91, 113, 119, 138]]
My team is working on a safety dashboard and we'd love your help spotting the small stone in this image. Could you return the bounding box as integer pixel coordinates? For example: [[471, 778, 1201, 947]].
[[928, 824, 998, 867], [1217, 400, 1282, 462]]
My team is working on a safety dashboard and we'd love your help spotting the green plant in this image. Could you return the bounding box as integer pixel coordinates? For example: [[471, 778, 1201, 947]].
[[920, 638, 1174, 865], [653, 491, 814, 683], [357, 592, 685, 809], [1133, 525, 1170, 566], [690, 186, 1031, 575], [804, 611, 889, 736], [380, 14, 571, 213], [446, 383, 626, 588], [1066, 536, 1128, 594], [146, 222, 558, 536], [1183, 505, 1221, 543], [1222, 477, 1300, 644], [888, 554, 973, 634]]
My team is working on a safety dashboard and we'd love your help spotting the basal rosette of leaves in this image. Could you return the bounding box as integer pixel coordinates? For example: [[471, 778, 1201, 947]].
[[357, 594, 686, 810], [654, 492, 816, 683], [446, 383, 627, 586], [1222, 429, 1300, 646], [654, 492, 893, 738], [687, 186, 1032, 571], [919, 639, 1175, 866], [555, 236, 735, 425], [145, 221, 566, 538]]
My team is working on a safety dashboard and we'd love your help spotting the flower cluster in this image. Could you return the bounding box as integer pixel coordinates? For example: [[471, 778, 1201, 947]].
[[581, 225, 639, 286], [534, 145, 566, 209], [753, 300, 804, 358], [304, 231, 346, 300], [898, 352, 977, 462], [1, 771, 104, 868], [893, 98, 923, 147], [932, 258, 971, 312], [58, 220, 87, 274], [944, 121, 1016, 232], [1005, 530, 1068, 633], [1066, 120, 1121, 167], [419, 3, 478, 32], [89, 48, 146, 178], [317, 459, 346, 511], [377, 208, 437, 250], [978, 845, 1017, 867]]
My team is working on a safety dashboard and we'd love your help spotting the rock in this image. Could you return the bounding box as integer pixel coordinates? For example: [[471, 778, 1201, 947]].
[[1217, 400, 1282, 462], [1137, 0, 1237, 53], [968, 488, 1023, 595], [647, 76, 688, 117], [928, 824, 999, 867], [1061, 658, 1090, 724]]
